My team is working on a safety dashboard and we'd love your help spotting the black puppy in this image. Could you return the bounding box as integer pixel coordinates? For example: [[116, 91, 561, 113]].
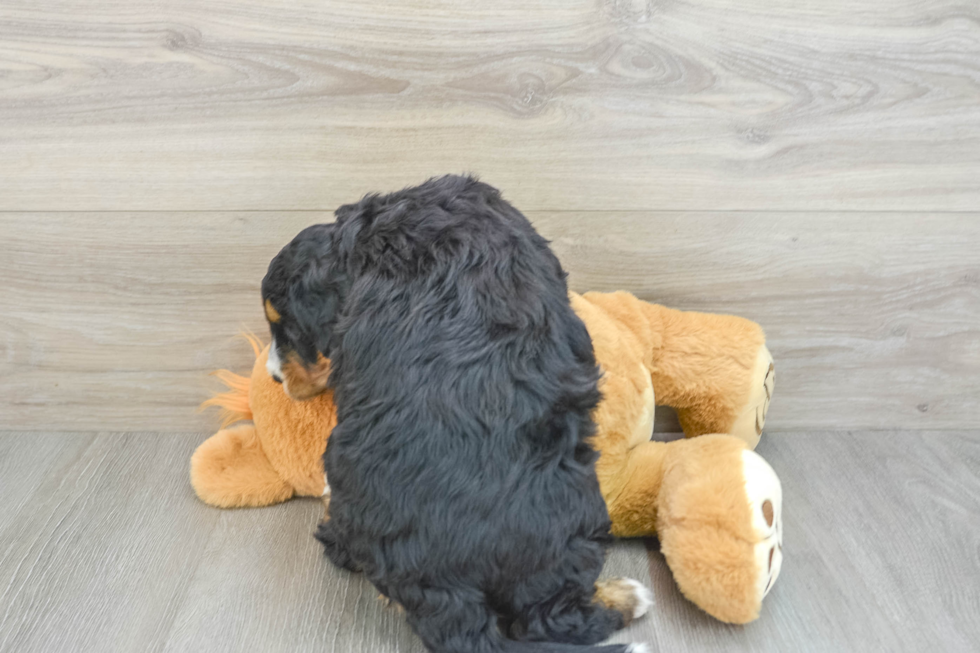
[[262, 175, 651, 653]]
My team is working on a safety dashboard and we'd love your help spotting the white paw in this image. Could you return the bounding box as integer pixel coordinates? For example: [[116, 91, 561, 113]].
[[742, 450, 783, 601], [623, 578, 653, 620], [626, 644, 651, 653]]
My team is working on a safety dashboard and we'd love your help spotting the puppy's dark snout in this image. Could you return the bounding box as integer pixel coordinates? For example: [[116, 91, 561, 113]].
[[271, 374, 283, 384]]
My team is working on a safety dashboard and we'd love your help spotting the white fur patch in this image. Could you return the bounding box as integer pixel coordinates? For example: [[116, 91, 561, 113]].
[[322, 473, 330, 497], [622, 578, 654, 620], [742, 450, 783, 601], [626, 644, 651, 653], [266, 337, 283, 380]]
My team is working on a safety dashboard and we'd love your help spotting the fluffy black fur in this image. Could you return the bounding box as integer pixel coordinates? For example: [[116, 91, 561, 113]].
[[262, 175, 638, 653]]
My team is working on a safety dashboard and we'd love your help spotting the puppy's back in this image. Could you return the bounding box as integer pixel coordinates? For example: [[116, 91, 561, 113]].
[[329, 174, 600, 447], [321, 175, 634, 653]]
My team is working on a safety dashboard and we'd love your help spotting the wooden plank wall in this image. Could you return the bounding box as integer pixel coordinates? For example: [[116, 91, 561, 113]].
[[1, 0, 978, 431]]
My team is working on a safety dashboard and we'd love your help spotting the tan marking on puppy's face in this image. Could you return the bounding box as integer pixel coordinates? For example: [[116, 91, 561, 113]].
[[264, 299, 281, 323], [280, 351, 331, 401]]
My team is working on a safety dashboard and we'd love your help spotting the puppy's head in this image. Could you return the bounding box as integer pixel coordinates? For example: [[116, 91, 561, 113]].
[[261, 223, 348, 401]]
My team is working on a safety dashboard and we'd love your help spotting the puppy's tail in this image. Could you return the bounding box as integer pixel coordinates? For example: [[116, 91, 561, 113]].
[[500, 642, 648, 653]]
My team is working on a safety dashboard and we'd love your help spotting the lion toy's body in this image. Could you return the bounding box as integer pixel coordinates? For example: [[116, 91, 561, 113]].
[[193, 291, 782, 624]]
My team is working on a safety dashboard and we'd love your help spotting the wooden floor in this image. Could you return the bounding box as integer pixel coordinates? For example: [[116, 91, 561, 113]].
[[0, 430, 977, 653]]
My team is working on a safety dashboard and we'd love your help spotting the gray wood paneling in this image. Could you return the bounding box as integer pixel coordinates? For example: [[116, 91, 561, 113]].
[[2, 213, 977, 432], [0, 0, 977, 212]]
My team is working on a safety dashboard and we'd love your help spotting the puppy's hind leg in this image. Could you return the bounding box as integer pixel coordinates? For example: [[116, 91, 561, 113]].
[[397, 582, 646, 653], [503, 539, 652, 648], [509, 577, 651, 647], [592, 578, 654, 628], [397, 585, 503, 653]]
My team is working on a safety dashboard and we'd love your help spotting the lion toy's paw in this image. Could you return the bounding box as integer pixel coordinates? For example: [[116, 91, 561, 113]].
[[657, 435, 783, 624]]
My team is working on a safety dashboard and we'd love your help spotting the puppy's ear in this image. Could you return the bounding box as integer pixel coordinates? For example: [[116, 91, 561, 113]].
[[264, 223, 350, 363], [289, 255, 349, 361]]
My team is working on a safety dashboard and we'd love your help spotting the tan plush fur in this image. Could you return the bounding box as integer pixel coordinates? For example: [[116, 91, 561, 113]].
[[192, 292, 777, 624], [190, 424, 294, 508], [190, 334, 334, 506], [656, 435, 760, 624], [572, 291, 770, 452]]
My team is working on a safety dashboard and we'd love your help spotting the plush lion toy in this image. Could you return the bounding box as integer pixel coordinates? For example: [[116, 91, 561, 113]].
[[192, 291, 782, 624]]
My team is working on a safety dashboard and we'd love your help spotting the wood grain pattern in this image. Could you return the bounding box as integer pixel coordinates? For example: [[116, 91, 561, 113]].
[[0, 212, 320, 432], [0, 432, 89, 528], [1, 430, 977, 652], [0, 0, 978, 211], [2, 212, 977, 432], [0, 432, 220, 653], [160, 498, 426, 653]]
